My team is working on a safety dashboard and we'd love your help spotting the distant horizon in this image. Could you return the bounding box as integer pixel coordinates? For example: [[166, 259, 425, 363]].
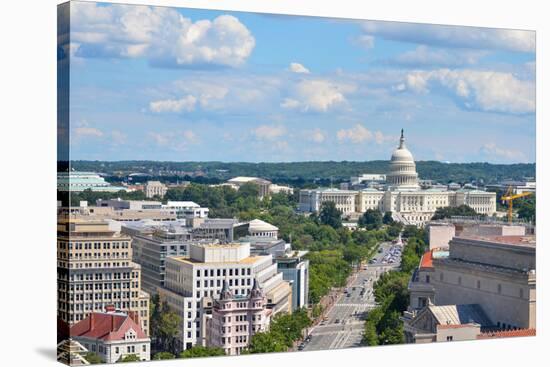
[[65, 159, 536, 165]]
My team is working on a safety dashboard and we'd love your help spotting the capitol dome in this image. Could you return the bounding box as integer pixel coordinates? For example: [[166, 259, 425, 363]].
[[387, 129, 419, 189]]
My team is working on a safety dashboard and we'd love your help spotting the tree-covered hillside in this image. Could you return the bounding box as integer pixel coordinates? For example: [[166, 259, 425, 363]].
[[69, 160, 535, 186]]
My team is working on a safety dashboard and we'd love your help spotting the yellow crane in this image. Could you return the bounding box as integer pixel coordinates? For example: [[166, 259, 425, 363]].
[[500, 186, 532, 223]]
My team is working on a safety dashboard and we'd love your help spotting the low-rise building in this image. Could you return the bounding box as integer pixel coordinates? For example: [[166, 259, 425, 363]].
[[144, 181, 167, 198], [227, 177, 272, 199], [163, 201, 209, 219], [70, 308, 151, 363], [403, 303, 493, 343], [206, 280, 271, 355], [58, 171, 128, 193]]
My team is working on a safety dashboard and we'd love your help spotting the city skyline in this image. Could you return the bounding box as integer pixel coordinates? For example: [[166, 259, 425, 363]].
[[66, 1, 535, 164]]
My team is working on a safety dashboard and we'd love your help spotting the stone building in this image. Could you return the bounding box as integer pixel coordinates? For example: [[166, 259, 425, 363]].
[[299, 130, 496, 226], [158, 242, 291, 351], [144, 180, 167, 198], [205, 279, 271, 355]]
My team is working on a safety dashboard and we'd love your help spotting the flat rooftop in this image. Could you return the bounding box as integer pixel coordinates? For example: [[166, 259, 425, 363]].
[[169, 255, 267, 265], [459, 235, 536, 248]]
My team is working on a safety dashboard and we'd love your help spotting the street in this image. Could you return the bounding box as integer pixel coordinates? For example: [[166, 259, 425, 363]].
[[300, 241, 402, 351]]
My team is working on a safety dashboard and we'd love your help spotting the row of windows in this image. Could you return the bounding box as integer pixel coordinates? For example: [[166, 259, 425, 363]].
[[438, 273, 525, 298], [196, 268, 252, 278]]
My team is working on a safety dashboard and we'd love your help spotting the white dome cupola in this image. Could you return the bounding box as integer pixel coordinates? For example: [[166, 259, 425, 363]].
[[387, 129, 419, 189]]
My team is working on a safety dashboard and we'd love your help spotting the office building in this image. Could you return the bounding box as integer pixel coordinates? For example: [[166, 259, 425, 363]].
[[158, 242, 292, 351], [57, 218, 150, 336]]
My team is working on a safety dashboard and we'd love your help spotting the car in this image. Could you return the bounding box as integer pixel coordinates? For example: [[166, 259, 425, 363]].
[[335, 319, 341, 324], [346, 293, 351, 298], [298, 345, 305, 351]]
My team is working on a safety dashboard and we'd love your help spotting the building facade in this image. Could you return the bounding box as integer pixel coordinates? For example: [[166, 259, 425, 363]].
[[158, 242, 292, 351], [299, 130, 496, 226], [431, 235, 536, 329], [70, 308, 151, 363], [205, 280, 271, 355], [57, 171, 128, 192], [144, 181, 167, 198], [57, 218, 150, 336]]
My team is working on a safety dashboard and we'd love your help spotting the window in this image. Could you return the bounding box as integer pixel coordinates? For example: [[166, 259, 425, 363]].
[[497, 284, 502, 294], [477, 280, 481, 289], [446, 336, 453, 341], [519, 288, 524, 298]]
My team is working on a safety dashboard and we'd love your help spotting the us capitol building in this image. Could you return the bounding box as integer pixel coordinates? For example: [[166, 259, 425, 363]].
[[299, 130, 496, 226]]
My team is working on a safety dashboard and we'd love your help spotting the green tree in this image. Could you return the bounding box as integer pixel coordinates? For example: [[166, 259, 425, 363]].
[[318, 201, 342, 229], [153, 352, 175, 360], [382, 211, 394, 225], [179, 346, 225, 358], [118, 354, 140, 363], [432, 204, 480, 220], [358, 209, 383, 230], [247, 332, 288, 353], [84, 352, 102, 364], [155, 302, 182, 354]]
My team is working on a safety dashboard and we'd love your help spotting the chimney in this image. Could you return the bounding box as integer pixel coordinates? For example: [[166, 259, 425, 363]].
[[105, 304, 115, 313], [111, 315, 115, 332], [89, 313, 95, 332]]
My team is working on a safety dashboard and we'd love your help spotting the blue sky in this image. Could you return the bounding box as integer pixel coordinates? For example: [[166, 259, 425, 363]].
[[64, 1, 536, 163]]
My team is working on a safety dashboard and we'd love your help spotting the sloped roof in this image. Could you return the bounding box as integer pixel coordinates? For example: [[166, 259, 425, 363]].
[[70, 312, 148, 342], [429, 304, 493, 327]]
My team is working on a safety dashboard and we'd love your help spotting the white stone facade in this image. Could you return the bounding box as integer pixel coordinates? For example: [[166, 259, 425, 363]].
[[158, 242, 291, 351], [299, 130, 496, 226]]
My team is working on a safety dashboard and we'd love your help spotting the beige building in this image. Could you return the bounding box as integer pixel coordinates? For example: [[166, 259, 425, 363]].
[[57, 218, 150, 335], [431, 234, 536, 329], [404, 303, 492, 343], [227, 177, 272, 199], [158, 242, 291, 351], [206, 279, 271, 355], [144, 181, 168, 199], [65, 202, 177, 222]]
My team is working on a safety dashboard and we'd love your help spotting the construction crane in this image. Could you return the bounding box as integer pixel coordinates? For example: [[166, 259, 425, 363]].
[[500, 186, 532, 224]]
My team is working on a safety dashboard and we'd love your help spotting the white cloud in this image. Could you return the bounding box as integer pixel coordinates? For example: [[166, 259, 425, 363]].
[[337, 124, 393, 145], [480, 142, 526, 162], [353, 34, 375, 49], [360, 21, 535, 53], [73, 127, 103, 138], [402, 69, 535, 114], [182, 130, 199, 144], [149, 95, 197, 113], [308, 128, 326, 143], [288, 62, 310, 74], [110, 130, 127, 145], [70, 2, 255, 67], [282, 79, 355, 112], [148, 130, 199, 151], [337, 124, 374, 143], [253, 125, 287, 140], [389, 45, 487, 67]]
